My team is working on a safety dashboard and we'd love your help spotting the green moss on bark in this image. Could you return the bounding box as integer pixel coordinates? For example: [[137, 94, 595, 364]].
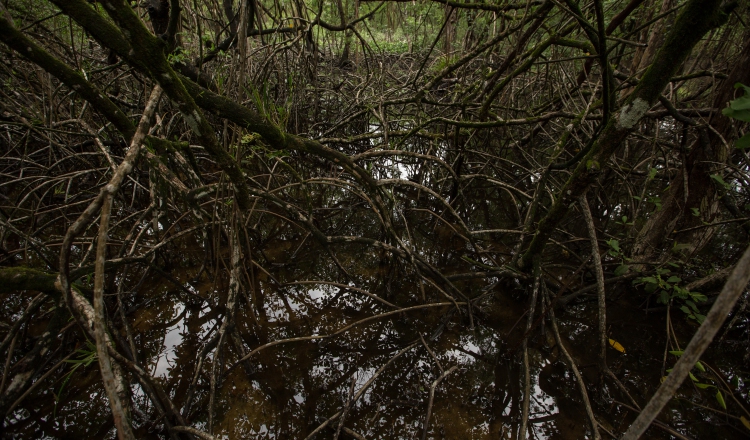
[[0, 12, 135, 140], [0, 267, 58, 294]]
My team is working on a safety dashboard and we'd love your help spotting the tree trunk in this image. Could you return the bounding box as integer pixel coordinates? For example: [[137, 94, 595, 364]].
[[632, 32, 750, 262], [442, 6, 456, 55]]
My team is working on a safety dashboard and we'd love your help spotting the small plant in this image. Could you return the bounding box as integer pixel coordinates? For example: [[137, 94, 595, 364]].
[[606, 238, 622, 257], [53, 182, 65, 195], [647, 195, 662, 211], [201, 34, 215, 51], [245, 82, 291, 128], [431, 54, 457, 74], [241, 133, 261, 145], [710, 173, 731, 190], [606, 239, 631, 276], [615, 215, 634, 226], [665, 350, 750, 425], [54, 340, 98, 416], [634, 268, 707, 323], [379, 40, 409, 54], [166, 49, 188, 65], [632, 193, 662, 211]]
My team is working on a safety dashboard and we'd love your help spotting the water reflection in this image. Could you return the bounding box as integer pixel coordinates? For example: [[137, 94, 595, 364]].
[[7, 187, 746, 440]]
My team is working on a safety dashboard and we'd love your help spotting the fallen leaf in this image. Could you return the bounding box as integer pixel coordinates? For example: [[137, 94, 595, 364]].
[[609, 338, 626, 353]]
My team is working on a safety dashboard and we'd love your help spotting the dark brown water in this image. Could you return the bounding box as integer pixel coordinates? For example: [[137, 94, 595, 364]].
[[5, 194, 748, 439], [14, 242, 744, 439]]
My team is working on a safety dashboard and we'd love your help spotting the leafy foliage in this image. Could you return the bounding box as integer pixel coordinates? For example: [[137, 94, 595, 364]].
[[722, 83, 750, 148], [634, 268, 707, 323]]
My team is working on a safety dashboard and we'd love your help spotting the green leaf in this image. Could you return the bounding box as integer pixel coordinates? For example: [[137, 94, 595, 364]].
[[710, 174, 730, 189], [716, 390, 727, 410], [729, 83, 750, 109], [729, 96, 750, 112], [695, 383, 713, 389], [658, 290, 670, 304], [673, 243, 692, 251], [729, 95, 750, 111], [734, 82, 750, 95], [648, 167, 658, 180], [741, 415, 750, 431], [695, 361, 705, 372], [614, 264, 630, 276], [607, 239, 620, 251], [694, 313, 706, 324], [667, 276, 681, 283], [736, 132, 750, 149], [669, 350, 684, 356], [680, 305, 691, 315], [721, 83, 750, 122], [723, 107, 750, 122]]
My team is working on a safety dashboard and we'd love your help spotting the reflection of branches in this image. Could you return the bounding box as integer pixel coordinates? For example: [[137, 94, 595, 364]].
[[303, 342, 419, 440], [0, 0, 748, 437], [420, 364, 458, 440], [228, 302, 461, 373], [544, 285, 599, 440]]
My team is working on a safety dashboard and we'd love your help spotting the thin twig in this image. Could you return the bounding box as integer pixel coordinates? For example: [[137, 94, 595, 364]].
[[420, 365, 458, 440]]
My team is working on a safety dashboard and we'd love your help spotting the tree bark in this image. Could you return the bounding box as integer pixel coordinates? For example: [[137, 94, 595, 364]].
[[518, 0, 732, 271], [632, 32, 750, 262]]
